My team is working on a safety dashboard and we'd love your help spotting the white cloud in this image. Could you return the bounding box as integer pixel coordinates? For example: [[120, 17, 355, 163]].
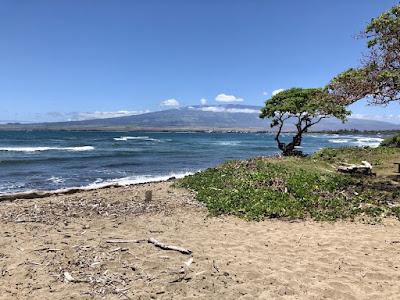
[[70, 110, 149, 121], [161, 98, 180, 107], [199, 106, 225, 113], [272, 89, 284, 96], [42, 110, 150, 121], [262, 91, 268, 96], [198, 106, 259, 114], [200, 98, 207, 105], [227, 108, 259, 114], [76, 111, 145, 120], [215, 93, 244, 103]]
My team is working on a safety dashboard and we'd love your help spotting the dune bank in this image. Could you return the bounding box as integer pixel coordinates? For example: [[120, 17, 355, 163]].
[[0, 181, 399, 299]]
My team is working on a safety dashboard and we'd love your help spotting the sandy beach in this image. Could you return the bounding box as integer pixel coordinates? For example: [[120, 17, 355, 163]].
[[0, 181, 400, 299]]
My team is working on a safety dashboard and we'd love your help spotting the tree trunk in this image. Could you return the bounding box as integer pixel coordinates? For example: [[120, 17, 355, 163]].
[[276, 129, 304, 156], [273, 116, 324, 156]]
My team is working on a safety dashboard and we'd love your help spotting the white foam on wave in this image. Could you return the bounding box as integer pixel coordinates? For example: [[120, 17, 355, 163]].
[[113, 136, 166, 142], [328, 137, 383, 148], [0, 171, 195, 199], [47, 176, 64, 184], [215, 141, 241, 146], [82, 171, 194, 190], [0, 146, 95, 152], [65, 146, 95, 152], [353, 137, 384, 148], [328, 139, 351, 144], [114, 136, 149, 141], [356, 137, 384, 143], [310, 134, 340, 139]]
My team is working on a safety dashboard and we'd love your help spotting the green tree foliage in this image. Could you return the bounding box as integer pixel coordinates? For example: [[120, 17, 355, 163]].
[[328, 4, 400, 105], [260, 88, 349, 156]]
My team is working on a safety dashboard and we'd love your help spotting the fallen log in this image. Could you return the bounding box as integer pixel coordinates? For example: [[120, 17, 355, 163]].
[[337, 161, 373, 175], [148, 238, 192, 255]]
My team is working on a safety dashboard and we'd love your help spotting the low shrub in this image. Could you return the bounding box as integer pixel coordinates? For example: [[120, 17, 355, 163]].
[[177, 148, 400, 222], [381, 132, 400, 148]]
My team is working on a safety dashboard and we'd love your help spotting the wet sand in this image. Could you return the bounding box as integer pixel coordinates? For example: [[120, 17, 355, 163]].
[[0, 181, 399, 299]]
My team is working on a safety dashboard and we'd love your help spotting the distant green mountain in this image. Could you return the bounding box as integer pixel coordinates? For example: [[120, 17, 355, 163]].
[[1, 104, 399, 132]]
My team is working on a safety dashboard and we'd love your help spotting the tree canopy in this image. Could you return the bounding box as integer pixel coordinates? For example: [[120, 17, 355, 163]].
[[260, 88, 349, 156], [328, 4, 400, 105]]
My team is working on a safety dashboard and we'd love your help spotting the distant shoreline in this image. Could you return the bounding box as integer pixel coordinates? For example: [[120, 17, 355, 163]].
[[0, 125, 398, 135]]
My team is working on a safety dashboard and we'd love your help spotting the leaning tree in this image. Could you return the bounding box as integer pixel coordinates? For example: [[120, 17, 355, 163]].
[[260, 88, 349, 156], [328, 4, 399, 105]]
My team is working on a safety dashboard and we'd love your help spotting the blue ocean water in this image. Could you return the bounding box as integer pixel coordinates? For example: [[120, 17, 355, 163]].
[[0, 131, 385, 195]]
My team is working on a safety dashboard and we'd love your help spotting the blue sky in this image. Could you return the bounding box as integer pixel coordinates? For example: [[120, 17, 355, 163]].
[[0, 0, 399, 123]]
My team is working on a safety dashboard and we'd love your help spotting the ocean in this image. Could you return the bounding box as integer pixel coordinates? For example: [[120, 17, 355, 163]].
[[0, 131, 385, 195]]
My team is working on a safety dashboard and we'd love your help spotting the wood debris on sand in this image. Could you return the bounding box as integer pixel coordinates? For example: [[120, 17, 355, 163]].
[[0, 182, 224, 299]]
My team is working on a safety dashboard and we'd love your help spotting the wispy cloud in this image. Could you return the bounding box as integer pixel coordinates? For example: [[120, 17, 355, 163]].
[[161, 98, 180, 107], [200, 98, 207, 105], [215, 93, 244, 102], [272, 89, 284, 96], [195, 106, 259, 114], [43, 110, 149, 121], [350, 114, 400, 124], [72, 110, 148, 120]]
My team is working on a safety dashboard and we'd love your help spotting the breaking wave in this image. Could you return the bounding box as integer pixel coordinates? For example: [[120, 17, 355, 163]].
[[328, 137, 384, 148], [0, 171, 195, 199], [353, 137, 384, 148], [328, 139, 351, 144], [215, 141, 241, 146], [113, 136, 170, 142]]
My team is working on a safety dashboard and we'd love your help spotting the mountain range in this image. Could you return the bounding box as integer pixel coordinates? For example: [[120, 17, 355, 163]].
[[1, 104, 399, 132]]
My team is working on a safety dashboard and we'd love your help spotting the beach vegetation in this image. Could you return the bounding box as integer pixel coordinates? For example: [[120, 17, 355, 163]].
[[177, 147, 400, 222], [381, 132, 400, 147]]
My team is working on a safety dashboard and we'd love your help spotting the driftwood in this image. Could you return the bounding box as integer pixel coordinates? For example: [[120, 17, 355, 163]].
[[34, 247, 61, 252], [106, 239, 145, 244], [337, 161, 373, 175], [0, 176, 176, 202], [212, 260, 220, 273], [0, 188, 101, 202], [148, 238, 192, 255], [106, 238, 192, 255], [64, 271, 88, 283], [64, 271, 75, 282]]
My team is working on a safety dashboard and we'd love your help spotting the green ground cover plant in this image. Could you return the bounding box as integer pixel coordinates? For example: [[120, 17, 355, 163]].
[[177, 147, 400, 222]]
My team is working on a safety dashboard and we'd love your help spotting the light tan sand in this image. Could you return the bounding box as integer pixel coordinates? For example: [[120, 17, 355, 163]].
[[0, 181, 400, 299]]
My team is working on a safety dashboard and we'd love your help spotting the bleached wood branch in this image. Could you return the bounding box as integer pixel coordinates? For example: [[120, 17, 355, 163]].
[[148, 238, 192, 255], [337, 161, 373, 174], [106, 239, 146, 244]]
